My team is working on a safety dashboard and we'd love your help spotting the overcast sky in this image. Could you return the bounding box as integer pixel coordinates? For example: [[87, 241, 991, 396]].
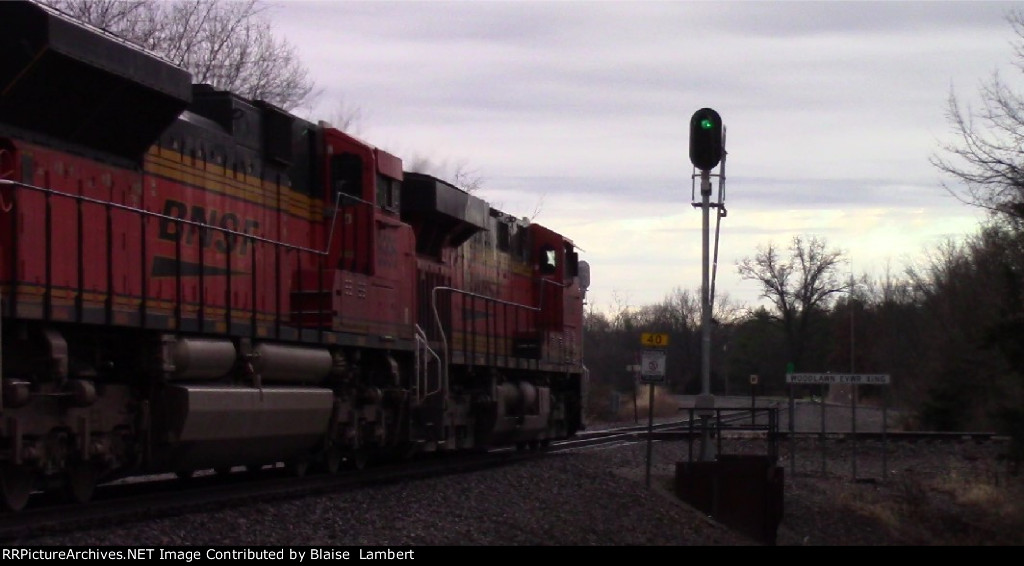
[[266, 0, 1023, 315]]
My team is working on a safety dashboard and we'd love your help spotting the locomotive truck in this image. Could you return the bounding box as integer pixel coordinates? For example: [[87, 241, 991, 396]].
[[0, 0, 590, 511]]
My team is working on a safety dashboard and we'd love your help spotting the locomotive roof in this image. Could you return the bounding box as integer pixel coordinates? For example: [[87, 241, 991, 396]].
[[0, 1, 192, 160]]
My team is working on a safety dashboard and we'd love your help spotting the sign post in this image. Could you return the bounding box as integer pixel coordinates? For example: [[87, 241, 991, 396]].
[[749, 374, 758, 424], [640, 336, 668, 488]]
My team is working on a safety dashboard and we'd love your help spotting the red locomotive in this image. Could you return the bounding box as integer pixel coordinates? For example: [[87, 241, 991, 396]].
[[0, 0, 589, 511]]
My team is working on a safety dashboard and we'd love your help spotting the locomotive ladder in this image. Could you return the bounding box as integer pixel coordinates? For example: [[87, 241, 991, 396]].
[[413, 324, 442, 403]]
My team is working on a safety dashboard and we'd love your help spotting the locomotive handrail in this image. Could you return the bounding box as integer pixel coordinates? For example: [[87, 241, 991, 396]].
[[0, 150, 12, 212], [414, 324, 442, 402], [323, 189, 344, 258], [0, 179, 331, 255], [430, 286, 543, 399], [323, 189, 377, 259], [539, 275, 574, 292], [535, 277, 574, 326], [0, 177, 348, 340]]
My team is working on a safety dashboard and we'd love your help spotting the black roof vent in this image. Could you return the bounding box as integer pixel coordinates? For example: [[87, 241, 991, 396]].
[[400, 172, 488, 257], [0, 1, 192, 160]]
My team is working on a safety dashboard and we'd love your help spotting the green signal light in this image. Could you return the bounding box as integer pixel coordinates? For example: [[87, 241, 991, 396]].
[[690, 107, 722, 170]]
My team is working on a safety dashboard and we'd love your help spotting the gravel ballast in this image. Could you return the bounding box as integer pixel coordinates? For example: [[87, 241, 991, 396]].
[[11, 399, 1021, 546]]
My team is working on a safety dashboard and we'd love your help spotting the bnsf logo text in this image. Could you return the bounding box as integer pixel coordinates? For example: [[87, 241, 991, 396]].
[[157, 199, 261, 256]]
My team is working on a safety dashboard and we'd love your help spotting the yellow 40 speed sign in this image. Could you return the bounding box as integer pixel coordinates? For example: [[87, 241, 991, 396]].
[[641, 333, 669, 347]]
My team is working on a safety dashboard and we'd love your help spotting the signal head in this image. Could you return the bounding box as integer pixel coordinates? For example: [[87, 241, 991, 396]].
[[689, 107, 723, 171]]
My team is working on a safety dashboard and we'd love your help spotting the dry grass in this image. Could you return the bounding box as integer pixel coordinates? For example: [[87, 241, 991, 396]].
[[587, 384, 681, 422], [839, 489, 903, 530], [616, 385, 681, 419], [782, 449, 1024, 545], [588, 386, 1024, 545]]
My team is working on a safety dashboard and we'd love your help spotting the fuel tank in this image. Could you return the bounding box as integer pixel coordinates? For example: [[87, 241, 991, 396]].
[[155, 384, 333, 471]]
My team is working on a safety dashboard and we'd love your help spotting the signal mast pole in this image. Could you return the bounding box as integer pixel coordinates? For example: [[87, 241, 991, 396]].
[[689, 108, 724, 461], [700, 168, 712, 402]]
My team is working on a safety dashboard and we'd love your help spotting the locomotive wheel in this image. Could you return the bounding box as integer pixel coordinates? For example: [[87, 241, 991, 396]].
[[65, 463, 97, 504], [175, 470, 194, 481], [0, 464, 33, 512], [346, 450, 368, 471], [214, 466, 233, 476], [287, 460, 309, 478], [324, 451, 342, 475]]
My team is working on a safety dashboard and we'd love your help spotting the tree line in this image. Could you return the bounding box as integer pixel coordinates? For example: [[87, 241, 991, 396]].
[[585, 229, 1022, 438]]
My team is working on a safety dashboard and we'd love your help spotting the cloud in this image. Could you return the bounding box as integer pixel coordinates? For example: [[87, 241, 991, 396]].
[[266, 0, 1020, 312]]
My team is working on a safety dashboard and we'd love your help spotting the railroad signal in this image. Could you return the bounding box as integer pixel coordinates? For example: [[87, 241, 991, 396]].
[[689, 107, 723, 171]]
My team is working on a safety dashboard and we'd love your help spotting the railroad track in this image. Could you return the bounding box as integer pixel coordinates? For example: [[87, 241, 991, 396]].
[[587, 407, 1005, 444], [0, 420, 1006, 543], [0, 433, 631, 543]]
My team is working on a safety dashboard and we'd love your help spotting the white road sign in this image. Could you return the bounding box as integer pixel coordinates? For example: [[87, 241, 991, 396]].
[[640, 349, 666, 383], [785, 373, 890, 385]]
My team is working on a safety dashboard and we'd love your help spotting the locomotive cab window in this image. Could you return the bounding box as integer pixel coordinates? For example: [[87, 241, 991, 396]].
[[376, 173, 400, 213], [516, 228, 530, 262], [566, 246, 579, 278], [331, 153, 363, 200], [497, 222, 511, 252], [540, 244, 557, 275]]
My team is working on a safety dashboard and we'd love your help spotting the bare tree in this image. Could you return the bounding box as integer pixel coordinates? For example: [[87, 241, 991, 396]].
[[930, 8, 1024, 226], [405, 155, 486, 194], [41, 0, 314, 111], [736, 235, 850, 371], [326, 99, 364, 134], [924, 6, 1024, 451]]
